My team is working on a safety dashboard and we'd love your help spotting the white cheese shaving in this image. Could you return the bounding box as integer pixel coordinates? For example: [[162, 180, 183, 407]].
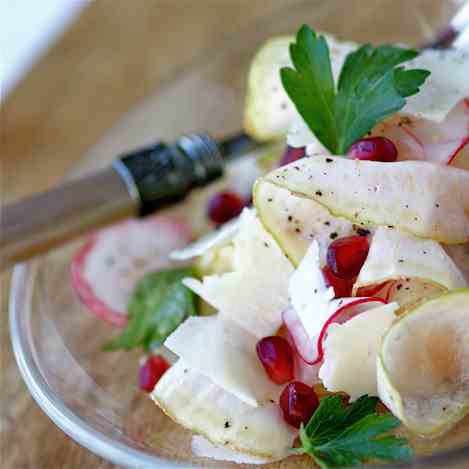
[[319, 302, 398, 400], [183, 209, 293, 337], [165, 316, 281, 407]]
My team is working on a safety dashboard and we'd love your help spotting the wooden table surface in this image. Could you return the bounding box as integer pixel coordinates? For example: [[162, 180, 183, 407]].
[[0, 1, 296, 467]]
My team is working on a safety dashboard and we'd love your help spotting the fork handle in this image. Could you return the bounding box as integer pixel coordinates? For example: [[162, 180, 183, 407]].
[[0, 167, 137, 268], [0, 134, 225, 269]]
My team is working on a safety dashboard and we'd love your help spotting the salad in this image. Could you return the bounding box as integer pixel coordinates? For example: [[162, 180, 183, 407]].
[[71, 26, 469, 467]]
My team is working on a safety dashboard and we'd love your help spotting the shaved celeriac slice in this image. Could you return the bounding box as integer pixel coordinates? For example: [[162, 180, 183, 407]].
[[192, 436, 273, 464], [152, 360, 295, 460], [355, 227, 467, 294], [165, 316, 281, 407], [244, 34, 356, 141], [377, 290, 469, 437], [183, 209, 293, 338], [319, 302, 398, 401], [263, 156, 469, 244], [254, 180, 353, 265]]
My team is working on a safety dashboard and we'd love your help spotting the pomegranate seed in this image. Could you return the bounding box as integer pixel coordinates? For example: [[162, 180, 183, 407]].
[[279, 381, 319, 428], [139, 355, 170, 392], [322, 265, 355, 298], [327, 235, 370, 280], [279, 146, 306, 167], [347, 136, 398, 162], [207, 191, 245, 225], [256, 336, 294, 384]]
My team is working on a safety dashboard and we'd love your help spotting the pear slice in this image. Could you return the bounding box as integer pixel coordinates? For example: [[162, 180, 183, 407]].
[[152, 360, 295, 460], [243, 34, 356, 141], [377, 289, 469, 437], [263, 157, 469, 244], [354, 227, 467, 299], [254, 180, 353, 265]]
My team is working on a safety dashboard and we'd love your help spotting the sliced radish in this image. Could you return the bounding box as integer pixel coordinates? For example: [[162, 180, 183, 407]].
[[71, 217, 192, 327], [372, 98, 469, 165], [283, 297, 385, 366]]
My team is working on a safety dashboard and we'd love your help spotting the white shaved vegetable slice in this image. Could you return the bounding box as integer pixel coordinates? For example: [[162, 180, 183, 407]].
[[165, 316, 281, 407], [191, 436, 274, 464], [355, 227, 467, 293], [263, 156, 469, 244], [319, 302, 398, 401], [377, 290, 469, 437], [372, 99, 469, 166], [152, 360, 295, 460], [244, 34, 357, 141], [401, 49, 469, 123], [254, 180, 353, 265], [183, 209, 293, 338]]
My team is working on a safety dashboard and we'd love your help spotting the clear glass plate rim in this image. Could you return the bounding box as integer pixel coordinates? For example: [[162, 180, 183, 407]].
[[10, 261, 469, 469], [9, 263, 187, 468]]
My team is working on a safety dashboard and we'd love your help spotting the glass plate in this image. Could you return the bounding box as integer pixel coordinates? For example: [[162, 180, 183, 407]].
[[10, 1, 469, 467]]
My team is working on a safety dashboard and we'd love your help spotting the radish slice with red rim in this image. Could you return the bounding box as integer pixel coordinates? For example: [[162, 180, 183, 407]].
[[283, 297, 385, 366], [372, 98, 469, 165], [71, 217, 192, 327]]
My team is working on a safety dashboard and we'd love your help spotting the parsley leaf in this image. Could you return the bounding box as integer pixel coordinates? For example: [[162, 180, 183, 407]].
[[280, 25, 430, 154], [103, 268, 196, 352], [295, 395, 412, 468]]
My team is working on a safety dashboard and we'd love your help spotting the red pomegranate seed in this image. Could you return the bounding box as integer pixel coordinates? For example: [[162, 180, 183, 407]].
[[327, 235, 370, 280], [207, 191, 245, 225], [279, 146, 306, 167], [139, 355, 170, 392], [322, 265, 355, 298], [256, 336, 294, 384], [279, 381, 319, 428], [347, 136, 398, 162]]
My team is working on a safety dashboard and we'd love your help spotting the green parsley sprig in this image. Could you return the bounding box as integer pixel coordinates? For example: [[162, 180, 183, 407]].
[[280, 25, 430, 154], [103, 267, 196, 352], [293, 395, 412, 468]]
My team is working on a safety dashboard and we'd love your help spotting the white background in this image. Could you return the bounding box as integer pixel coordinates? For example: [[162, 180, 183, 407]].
[[1, 0, 88, 99]]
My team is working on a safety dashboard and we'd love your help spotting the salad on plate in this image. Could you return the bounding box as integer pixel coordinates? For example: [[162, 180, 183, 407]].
[[71, 25, 469, 467]]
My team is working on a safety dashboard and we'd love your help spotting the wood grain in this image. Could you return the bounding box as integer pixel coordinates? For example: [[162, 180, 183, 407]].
[[0, 1, 298, 468]]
